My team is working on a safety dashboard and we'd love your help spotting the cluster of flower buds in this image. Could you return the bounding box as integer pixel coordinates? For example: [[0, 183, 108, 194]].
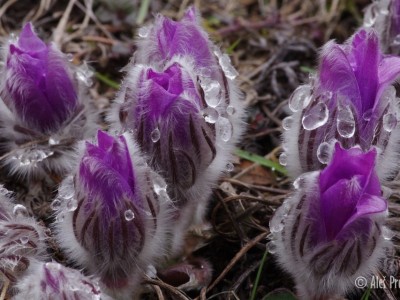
[[54, 130, 174, 298], [281, 28, 400, 180], [363, 0, 400, 54], [0, 23, 98, 212], [108, 7, 245, 253], [274, 24, 400, 299], [0, 188, 48, 297]]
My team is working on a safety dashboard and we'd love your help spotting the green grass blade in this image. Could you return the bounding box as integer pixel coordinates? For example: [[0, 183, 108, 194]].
[[136, 0, 151, 25], [250, 247, 268, 300], [235, 149, 288, 175], [94, 72, 120, 89]]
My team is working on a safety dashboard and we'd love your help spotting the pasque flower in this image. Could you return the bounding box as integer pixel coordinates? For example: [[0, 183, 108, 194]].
[[270, 143, 391, 299], [0, 23, 98, 216], [108, 7, 245, 253], [14, 261, 109, 300], [282, 28, 400, 180], [55, 130, 173, 298]]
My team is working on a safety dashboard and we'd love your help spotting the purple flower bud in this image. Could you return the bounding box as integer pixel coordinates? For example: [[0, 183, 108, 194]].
[[270, 143, 391, 299], [14, 261, 109, 300], [282, 28, 400, 180], [109, 8, 245, 254], [2, 23, 78, 133], [55, 130, 173, 297]]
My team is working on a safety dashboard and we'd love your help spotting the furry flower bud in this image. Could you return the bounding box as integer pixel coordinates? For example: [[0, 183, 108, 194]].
[[364, 0, 400, 54], [0, 23, 98, 215], [270, 143, 391, 299], [14, 261, 108, 300], [55, 130, 173, 298], [2, 23, 77, 133], [109, 8, 245, 253], [283, 28, 400, 180]]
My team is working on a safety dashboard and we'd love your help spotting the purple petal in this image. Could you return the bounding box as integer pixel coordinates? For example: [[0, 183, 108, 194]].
[[154, 9, 213, 67]]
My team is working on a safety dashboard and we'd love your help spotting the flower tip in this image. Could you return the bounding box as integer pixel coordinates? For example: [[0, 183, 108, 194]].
[[183, 6, 197, 21], [18, 22, 46, 51]]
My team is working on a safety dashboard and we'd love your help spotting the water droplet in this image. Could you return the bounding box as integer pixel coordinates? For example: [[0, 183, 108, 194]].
[[198, 67, 212, 77], [48, 137, 60, 145], [20, 236, 29, 244], [383, 113, 397, 132], [362, 109, 373, 121], [66, 198, 78, 211], [13, 204, 28, 217], [226, 105, 236, 115], [266, 232, 274, 240], [282, 116, 294, 130], [364, 15, 376, 27], [202, 107, 219, 123], [383, 227, 396, 240], [380, 7, 389, 15], [226, 162, 234, 172], [151, 128, 161, 143], [217, 117, 233, 142], [337, 106, 355, 138], [124, 209, 135, 221], [76, 63, 94, 87], [293, 176, 306, 190], [269, 215, 284, 233], [279, 152, 287, 166], [393, 35, 400, 46], [219, 54, 238, 80], [66, 53, 74, 62], [266, 241, 277, 254], [138, 26, 150, 38], [56, 213, 65, 222], [51, 199, 62, 211], [153, 174, 167, 195], [302, 102, 329, 130], [0, 186, 11, 197], [317, 142, 332, 164], [203, 81, 221, 107], [289, 85, 312, 112]]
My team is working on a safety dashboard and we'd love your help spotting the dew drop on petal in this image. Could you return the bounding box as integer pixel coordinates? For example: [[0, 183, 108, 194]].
[[217, 117, 233, 142], [289, 85, 312, 112], [51, 199, 62, 211], [48, 137, 60, 145], [317, 142, 332, 164], [204, 81, 221, 107], [202, 107, 219, 123], [383, 227, 396, 240], [266, 241, 277, 254], [20, 236, 29, 244], [293, 176, 306, 190], [13, 204, 28, 217], [337, 106, 355, 138], [151, 128, 161, 143], [269, 214, 284, 233], [364, 15, 376, 27], [362, 109, 373, 121], [66, 199, 78, 211], [279, 152, 287, 166], [124, 209, 135, 221], [282, 116, 294, 130], [153, 174, 167, 195], [393, 34, 400, 46], [219, 54, 238, 80], [226, 162, 234, 172], [56, 213, 65, 222], [66, 53, 74, 62], [138, 26, 150, 38], [198, 67, 212, 77], [302, 102, 329, 130], [226, 105, 236, 115], [383, 113, 397, 132]]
